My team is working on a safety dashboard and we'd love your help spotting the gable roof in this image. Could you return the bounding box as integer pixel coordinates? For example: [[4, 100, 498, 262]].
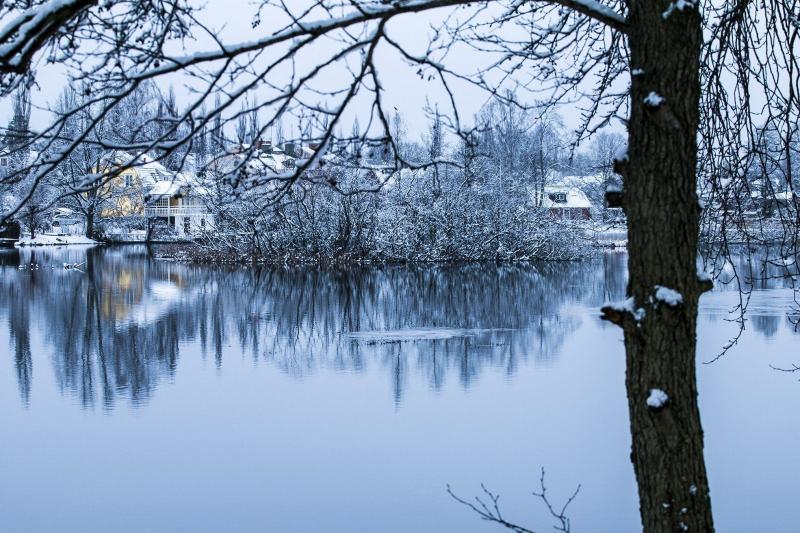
[[541, 186, 593, 209], [103, 151, 171, 186]]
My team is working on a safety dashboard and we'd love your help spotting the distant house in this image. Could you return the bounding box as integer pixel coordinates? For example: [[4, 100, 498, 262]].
[[144, 175, 213, 236], [0, 148, 9, 168], [99, 152, 173, 218], [541, 186, 593, 221], [50, 208, 84, 235], [750, 186, 797, 217]]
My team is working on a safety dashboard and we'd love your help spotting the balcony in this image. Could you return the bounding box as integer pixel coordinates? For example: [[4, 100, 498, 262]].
[[144, 206, 208, 218]]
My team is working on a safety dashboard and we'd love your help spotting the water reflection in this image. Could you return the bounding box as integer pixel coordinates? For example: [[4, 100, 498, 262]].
[[0, 247, 632, 409], [702, 247, 800, 339], [1, 246, 796, 410]]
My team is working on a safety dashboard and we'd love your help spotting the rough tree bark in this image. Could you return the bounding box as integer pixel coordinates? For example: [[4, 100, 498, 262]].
[[85, 205, 95, 239], [605, 1, 715, 531], [25, 207, 36, 239]]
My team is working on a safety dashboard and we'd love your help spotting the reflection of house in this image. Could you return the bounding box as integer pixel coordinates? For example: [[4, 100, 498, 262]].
[[144, 176, 213, 236], [541, 186, 592, 220]]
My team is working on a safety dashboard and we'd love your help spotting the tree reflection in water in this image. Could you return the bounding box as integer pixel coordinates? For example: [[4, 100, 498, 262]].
[[0, 246, 697, 410]]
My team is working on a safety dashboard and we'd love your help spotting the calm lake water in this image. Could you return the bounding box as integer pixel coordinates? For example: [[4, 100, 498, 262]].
[[1, 246, 798, 532]]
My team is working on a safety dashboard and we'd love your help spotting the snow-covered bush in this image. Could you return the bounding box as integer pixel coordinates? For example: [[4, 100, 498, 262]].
[[198, 164, 591, 263]]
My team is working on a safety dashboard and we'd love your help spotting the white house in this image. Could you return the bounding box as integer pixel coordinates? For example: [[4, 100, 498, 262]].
[[50, 208, 84, 235], [143, 175, 213, 236]]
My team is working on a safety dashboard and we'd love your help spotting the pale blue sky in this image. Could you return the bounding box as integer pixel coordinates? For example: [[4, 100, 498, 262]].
[[2, 0, 613, 144]]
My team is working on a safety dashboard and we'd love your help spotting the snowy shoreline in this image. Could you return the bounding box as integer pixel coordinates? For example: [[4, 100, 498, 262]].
[[149, 242, 610, 265], [14, 234, 100, 247]]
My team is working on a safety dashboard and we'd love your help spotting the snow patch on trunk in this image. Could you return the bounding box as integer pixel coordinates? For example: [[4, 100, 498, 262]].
[[643, 92, 665, 107], [646, 388, 669, 408], [662, 0, 697, 19], [654, 285, 683, 306]]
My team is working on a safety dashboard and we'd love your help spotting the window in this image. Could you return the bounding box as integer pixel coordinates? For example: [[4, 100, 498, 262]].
[[155, 198, 169, 207], [0, 157, 7, 167], [183, 217, 191, 234], [124, 174, 133, 187], [200, 218, 206, 230], [548, 192, 567, 204]]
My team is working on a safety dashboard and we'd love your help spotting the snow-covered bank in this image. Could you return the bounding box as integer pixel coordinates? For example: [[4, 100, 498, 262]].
[[15, 234, 99, 247], [592, 225, 628, 249]]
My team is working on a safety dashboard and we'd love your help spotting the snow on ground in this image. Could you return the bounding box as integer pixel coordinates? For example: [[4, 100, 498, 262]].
[[16, 234, 98, 246], [646, 389, 669, 408]]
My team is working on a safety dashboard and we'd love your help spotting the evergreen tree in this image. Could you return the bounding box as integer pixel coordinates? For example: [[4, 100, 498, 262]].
[[4, 85, 31, 150]]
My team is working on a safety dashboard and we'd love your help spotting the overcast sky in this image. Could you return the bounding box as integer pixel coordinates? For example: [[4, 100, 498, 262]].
[[1, 0, 608, 145]]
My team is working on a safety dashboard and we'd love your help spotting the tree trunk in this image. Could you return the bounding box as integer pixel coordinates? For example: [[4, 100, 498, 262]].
[[613, 2, 714, 531], [27, 208, 36, 239], [85, 208, 95, 239]]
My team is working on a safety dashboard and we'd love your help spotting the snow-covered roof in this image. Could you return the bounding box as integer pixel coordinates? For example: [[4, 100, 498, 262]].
[[553, 174, 605, 188], [51, 207, 82, 224], [103, 151, 171, 186], [53, 207, 75, 217], [541, 186, 593, 209], [146, 173, 211, 199], [136, 159, 171, 186], [299, 146, 317, 159], [148, 180, 183, 198], [773, 191, 796, 201], [258, 152, 296, 172]]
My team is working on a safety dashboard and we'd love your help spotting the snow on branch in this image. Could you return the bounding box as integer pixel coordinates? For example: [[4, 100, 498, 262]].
[[137, 0, 626, 81], [556, 0, 627, 30], [601, 297, 646, 326], [0, 0, 96, 75], [1, 0, 625, 223]]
